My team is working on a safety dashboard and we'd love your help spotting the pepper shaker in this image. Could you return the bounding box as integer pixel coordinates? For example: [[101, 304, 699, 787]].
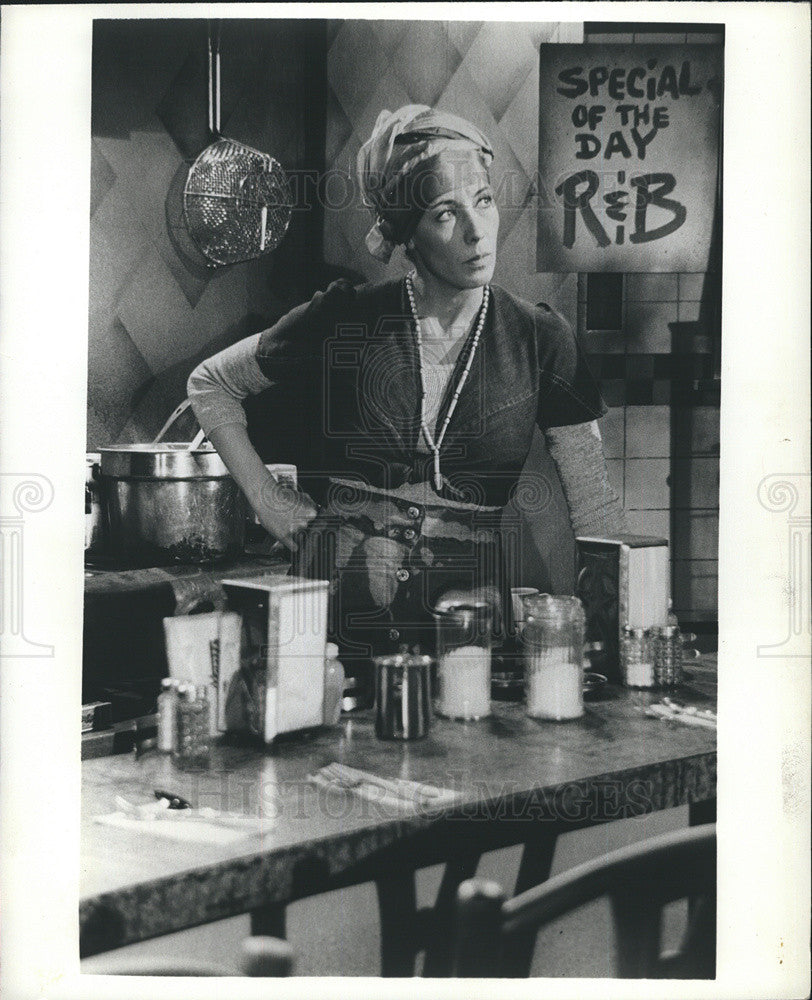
[[174, 684, 211, 769], [652, 624, 684, 688]]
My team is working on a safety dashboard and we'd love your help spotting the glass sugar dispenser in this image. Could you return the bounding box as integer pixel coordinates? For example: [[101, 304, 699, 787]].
[[521, 594, 585, 721], [434, 601, 492, 720]]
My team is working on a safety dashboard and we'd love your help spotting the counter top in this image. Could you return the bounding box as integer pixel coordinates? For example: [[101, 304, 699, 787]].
[[84, 553, 288, 604], [80, 658, 716, 956]]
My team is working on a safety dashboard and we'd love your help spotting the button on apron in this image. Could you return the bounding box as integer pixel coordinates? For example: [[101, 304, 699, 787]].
[[295, 479, 508, 660]]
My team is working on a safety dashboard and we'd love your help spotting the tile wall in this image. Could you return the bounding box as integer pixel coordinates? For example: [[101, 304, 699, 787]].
[[579, 271, 720, 623]]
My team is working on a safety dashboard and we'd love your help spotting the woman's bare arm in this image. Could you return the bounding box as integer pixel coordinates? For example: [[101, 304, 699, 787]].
[[206, 423, 317, 549]]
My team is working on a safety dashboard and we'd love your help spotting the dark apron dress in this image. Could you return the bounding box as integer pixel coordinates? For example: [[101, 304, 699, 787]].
[[253, 278, 607, 687], [293, 477, 510, 669]]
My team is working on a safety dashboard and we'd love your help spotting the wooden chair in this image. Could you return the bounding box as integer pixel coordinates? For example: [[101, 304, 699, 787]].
[[452, 823, 716, 979], [80, 935, 294, 977]]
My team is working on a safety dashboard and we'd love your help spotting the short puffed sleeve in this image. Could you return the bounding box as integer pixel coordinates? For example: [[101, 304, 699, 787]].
[[534, 303, 607, 429], [255, 279, 357, 381]]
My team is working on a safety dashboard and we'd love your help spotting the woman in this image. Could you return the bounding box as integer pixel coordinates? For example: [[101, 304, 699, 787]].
[[188, 105, 626, 664]]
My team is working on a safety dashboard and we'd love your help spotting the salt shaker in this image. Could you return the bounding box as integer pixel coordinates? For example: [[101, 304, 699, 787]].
[[621, 626, 655, 689], [522, 594, 585, 721], [323, 643, 345, 726]]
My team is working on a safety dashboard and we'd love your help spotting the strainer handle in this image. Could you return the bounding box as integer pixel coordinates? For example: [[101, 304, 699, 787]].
[[207, 20, 222, 138]]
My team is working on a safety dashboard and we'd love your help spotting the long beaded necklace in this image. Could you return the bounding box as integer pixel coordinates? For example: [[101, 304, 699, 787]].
[[405, 271, 490, 492]]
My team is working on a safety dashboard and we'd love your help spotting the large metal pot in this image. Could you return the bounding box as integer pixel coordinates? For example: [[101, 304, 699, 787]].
[[96, 399, 248, 566], [98, 441, 246, 567]]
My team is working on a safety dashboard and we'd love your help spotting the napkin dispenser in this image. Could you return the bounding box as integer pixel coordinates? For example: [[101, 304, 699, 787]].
[[575, 534, 669, 684], [222, 576, 329, 743], [163, 611, 241, 735]]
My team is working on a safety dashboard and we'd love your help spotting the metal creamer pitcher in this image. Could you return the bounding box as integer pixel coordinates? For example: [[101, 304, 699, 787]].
[[374, 652, 432, 740]]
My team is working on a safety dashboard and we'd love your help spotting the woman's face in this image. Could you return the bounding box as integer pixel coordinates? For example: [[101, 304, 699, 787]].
[[408, 153, 499, 290]]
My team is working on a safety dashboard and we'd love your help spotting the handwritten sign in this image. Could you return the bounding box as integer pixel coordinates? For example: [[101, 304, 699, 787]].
[[536, 44, 723, 272]]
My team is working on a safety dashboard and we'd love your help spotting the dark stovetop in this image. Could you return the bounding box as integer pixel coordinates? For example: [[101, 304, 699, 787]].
[[82, 551, 289, 722]]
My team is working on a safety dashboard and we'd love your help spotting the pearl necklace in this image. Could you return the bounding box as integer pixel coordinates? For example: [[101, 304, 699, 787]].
[[405, 271, 490, 492]]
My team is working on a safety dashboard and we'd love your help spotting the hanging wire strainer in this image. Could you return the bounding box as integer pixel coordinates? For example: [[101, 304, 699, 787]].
[[183, 21, 293, 267]]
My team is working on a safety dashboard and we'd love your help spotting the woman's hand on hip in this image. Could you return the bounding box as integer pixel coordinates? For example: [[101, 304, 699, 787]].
[[254, 477, 318, 551], [204, 422, 318, 550]]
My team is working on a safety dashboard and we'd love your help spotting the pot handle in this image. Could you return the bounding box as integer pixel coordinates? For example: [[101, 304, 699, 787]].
[[151, 398, 208, 449]]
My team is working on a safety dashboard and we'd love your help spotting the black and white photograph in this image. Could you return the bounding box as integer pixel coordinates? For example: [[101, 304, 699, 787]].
[[0, 5, 808, 999]]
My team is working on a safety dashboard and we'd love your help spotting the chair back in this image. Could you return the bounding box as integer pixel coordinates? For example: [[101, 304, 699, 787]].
[[453, 824, 716, 978]]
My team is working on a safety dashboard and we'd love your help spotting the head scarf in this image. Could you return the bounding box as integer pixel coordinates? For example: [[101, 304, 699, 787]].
[[357, 105, 494, 263]]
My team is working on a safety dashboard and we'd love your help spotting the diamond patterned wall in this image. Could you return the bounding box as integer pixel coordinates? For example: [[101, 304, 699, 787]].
[[88, 19, 326, 448], [322, 19, 580, 315]]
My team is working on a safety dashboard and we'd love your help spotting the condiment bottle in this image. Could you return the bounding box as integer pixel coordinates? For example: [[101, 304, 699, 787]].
[[174, 684, 211, 769], [157, 677, 178, 752], [195, 685, 212, 750], [522, 594, 585, 721], [323, 643, 345, 726]]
